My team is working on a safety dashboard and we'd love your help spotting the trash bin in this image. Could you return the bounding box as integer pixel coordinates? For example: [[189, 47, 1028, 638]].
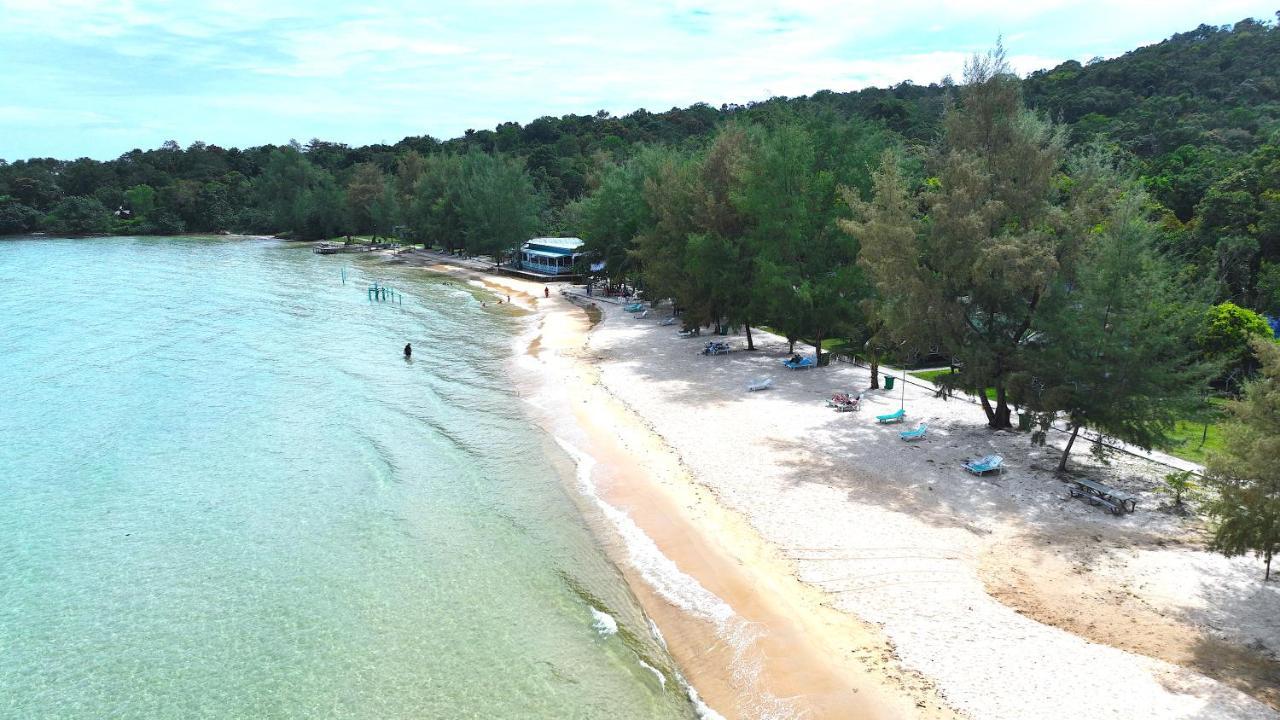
[[1017, 412, 1033, 431], [883, 374, 895, 390]]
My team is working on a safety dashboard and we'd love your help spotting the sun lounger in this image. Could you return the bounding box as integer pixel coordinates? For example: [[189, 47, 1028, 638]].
[[635, 310, 648, 319], [701, 341, 731, 355], [876, 408, 906, 424], [899, 423, 928, 441], [623, 302, 644, 313], [659, 317, 676, 326], [782, 356, 815, 370], [827, 391, 861, 412], [962, 454, 1004, 475], [747, 376, 773, 392]]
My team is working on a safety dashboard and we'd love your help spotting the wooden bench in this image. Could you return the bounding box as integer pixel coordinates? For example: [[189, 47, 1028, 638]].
[[1068, 478, 1137, 514], [1070, 485, 1122, 515]]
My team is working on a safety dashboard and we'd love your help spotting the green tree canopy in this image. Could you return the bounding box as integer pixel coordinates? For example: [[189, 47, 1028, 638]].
[[124, 184, 157, 219], [345, 162, 388, 235], [1198, 301, 1274, 385], [855, 47, 1081, 428], [1012, 170, 1212, 470], [1205, 338, 1280, 580], [737, 118, 862, 360], [43, 196, 111, 234], [457, 151, 545, 258]]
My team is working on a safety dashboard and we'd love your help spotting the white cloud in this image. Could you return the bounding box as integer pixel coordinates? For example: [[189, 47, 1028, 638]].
[[0, 0, 1275, 158]]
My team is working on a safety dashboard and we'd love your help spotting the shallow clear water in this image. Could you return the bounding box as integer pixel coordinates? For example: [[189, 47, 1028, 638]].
[[0, 236, 692, 719]]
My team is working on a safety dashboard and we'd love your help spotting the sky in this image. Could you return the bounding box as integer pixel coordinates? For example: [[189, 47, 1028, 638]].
[[1, 0, 1276, 161]]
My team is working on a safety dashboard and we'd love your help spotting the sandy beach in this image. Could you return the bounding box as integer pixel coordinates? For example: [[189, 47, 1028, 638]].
[[397, 252, 1279, 719]]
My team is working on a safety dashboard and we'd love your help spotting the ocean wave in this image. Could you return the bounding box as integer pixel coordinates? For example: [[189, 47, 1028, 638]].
[[556, 437, 790, 720], [639, 658, 667, 690], [590, 606, 619, 636], [685, 682, 729, 720], [554, 438, 738, 626]]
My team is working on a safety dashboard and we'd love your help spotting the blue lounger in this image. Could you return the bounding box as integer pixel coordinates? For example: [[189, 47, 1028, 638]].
[[782, 356, 816, 370], [624, 303, 644, 313], [900, 423, 928, 441], [962, 454, 1004, 475], [876, 408, 906, 424]]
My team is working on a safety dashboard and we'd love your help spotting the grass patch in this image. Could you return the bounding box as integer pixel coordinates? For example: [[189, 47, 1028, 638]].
[[1164, 398, 1228, 463], [909, 368, 953, 383], [907, 368, 1227, 462], [754, 328, 858, 353], [907, 368, 997, 400]]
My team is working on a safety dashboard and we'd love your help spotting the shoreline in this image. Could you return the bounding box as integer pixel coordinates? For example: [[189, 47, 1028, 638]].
[[393, 253, 955, 718], [388, 252, 1277, 719]]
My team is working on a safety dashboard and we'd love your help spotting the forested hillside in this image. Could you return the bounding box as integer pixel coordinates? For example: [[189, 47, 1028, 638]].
[[2, 16, 1277, 314]]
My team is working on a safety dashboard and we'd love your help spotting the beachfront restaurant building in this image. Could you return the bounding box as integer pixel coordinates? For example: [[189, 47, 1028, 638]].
[[517, 237, 585, 276]]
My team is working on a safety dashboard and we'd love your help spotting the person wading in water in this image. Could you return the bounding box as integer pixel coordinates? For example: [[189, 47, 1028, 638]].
[[403, 343, 412, 359]]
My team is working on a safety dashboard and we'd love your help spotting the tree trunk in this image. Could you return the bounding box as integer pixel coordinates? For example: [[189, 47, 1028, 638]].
[[788, 338, 796, 353], [745, 323, 755, 351], [1058, 424, 1080, 472], [990, 384, 1013, 429], [1266, 548, 1272, 581], [869, 355, 880, 390], [814, 334, 823, 365], [979, 393, 996, 426]]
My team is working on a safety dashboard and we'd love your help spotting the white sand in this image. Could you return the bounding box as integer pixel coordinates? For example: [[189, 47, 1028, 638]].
[[581, 296, 1279, 720]]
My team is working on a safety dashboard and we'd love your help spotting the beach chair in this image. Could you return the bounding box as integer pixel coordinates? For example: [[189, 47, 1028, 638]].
[[876, 408, 906, 424], [659, 317, 676, 326], [702, 341, 731, 356], [623, 302, 644, 313], [677, 329, 697, 338], [961, 454, 1004, 475], [834, 394, 861, 412], [782, 355, 816, 370], [746, 376, 773, 392], [827, 391, 861, 412], [826, 392, 852, 408], [899, 423, 928, 441], [635, 310, 648, 319]]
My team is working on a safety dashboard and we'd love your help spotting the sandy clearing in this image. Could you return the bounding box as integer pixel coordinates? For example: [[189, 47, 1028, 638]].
[[583, 297, 1278, 720], [386, 249, 1278, 719]]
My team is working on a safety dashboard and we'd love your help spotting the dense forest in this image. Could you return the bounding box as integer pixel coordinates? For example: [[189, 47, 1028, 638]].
[[2, 16, 1278, 324]]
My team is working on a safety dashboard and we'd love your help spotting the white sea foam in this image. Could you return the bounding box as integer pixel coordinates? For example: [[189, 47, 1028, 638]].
[[647, 617, 669, 650], [638, 658, 667, 689], [555, 437, 790, 719], [684, 681, 730, 720], [554, 438, 738, 628], [590, 607, 618, 636]]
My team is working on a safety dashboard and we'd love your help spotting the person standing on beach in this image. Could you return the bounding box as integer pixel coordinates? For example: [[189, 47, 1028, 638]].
[[544, 287, 549, 298]]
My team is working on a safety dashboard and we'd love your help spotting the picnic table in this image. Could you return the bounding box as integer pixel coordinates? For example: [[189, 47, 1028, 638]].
[[1068, 477, 1138, 514]]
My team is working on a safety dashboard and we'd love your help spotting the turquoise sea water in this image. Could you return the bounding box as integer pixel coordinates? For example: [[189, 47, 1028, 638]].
[[0, 236, 693, 719]]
